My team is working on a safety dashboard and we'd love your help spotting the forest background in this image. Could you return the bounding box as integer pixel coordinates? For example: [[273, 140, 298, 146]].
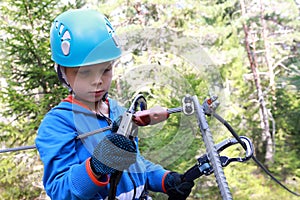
[[0, 0, 299, 199]]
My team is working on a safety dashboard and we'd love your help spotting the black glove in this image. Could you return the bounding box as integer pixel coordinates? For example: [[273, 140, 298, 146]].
[[90, 133, 137, 176], [165, 172, 194, 200]]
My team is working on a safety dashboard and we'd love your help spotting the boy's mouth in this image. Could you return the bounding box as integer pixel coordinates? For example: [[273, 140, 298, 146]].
[[93, 90, 105, 97]]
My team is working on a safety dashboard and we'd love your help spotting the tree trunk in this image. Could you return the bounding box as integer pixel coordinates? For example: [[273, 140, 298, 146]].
[[240, 0, 274, 165], [259, 0, 276, 163]]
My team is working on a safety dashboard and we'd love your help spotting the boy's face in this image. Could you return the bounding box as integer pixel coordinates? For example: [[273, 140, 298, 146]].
[[64, 61, 113, 105]]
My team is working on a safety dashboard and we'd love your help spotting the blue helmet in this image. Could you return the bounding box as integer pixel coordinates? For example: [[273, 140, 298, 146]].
[[50, 9, 121, 67]]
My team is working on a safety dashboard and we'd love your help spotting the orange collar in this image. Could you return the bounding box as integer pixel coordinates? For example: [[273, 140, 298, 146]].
[[62, 95, 91, 110]]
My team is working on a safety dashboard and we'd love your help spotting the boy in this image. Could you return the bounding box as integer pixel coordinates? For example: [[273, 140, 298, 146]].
[[35, 9, 194, 200]]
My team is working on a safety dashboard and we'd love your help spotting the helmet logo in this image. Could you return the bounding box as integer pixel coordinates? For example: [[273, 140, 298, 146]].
[[54, 20, 71, 56], [61, 40, 70, 56], [61, 30, 71, 56]]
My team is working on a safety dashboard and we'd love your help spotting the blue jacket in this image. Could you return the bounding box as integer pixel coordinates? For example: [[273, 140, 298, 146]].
[[35, 95, 169, 200]]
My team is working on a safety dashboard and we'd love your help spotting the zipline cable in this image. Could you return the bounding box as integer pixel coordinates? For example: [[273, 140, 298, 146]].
[[0, 102, 299, 197], [213, 112, 300, 197], [0, 145, 36, 153]]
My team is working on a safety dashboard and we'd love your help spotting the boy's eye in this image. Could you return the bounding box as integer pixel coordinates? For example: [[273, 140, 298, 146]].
[[105, 68, 111, 72], [78, 70, 90, 75], [104, 66, 112, 73]]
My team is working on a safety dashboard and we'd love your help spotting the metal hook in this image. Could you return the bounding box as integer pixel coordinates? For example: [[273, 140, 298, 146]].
[[216, 136, 254, 167], [128, 94, 147, 113], [183, 136, 254, 182]]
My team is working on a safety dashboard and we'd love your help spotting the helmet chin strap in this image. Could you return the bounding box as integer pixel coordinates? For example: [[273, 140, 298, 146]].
[[55, 63, 73, 93], [102, 92, 108, 101]]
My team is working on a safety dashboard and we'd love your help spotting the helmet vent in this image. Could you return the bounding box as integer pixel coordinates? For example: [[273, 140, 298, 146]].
[[105, 23, 113, 34], [62, 30, 71, 40], [104, 18, 119, 47], [104, 17, 114, 35], [59, 24, 64, 35], [55, 21, 59, 29]]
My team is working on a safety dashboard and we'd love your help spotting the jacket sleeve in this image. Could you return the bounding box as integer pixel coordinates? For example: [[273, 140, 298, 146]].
[[35, 110, 109, 200], [138, 154, 170, 193]]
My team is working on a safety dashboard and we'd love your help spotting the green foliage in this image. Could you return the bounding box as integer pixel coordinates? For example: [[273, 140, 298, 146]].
[[271, 88, 300, 178], [0, 0, 85, 199], [0, 152, 42, 199]]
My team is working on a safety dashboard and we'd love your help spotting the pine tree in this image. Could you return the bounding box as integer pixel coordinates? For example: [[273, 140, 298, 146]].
[[0, 0, 84, 199]]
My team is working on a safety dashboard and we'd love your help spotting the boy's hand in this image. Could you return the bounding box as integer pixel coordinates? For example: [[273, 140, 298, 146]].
[[90, 133, 137, 176], [165, 172, 194, 200]]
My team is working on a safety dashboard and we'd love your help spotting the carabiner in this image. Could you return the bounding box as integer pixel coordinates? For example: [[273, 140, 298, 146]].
[[128, 94, 147, 113], [182, 136, 253, 182], [216, 136, 254, 167], [116, 94, 147, 138]]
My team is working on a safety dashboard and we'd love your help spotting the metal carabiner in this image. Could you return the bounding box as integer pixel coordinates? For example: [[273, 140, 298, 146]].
[[77, 94, 147, 139], [215, 136, 254, 167], [128, 94, 147, 113], [182, 136, 253, 182], [116, 94, 147, 138]]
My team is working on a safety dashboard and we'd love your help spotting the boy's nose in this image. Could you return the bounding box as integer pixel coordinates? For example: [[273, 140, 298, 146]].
[[91, 73, 103, 86]]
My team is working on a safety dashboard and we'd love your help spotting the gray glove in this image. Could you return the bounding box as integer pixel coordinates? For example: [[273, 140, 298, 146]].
[[90, 133, 137, 176]]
